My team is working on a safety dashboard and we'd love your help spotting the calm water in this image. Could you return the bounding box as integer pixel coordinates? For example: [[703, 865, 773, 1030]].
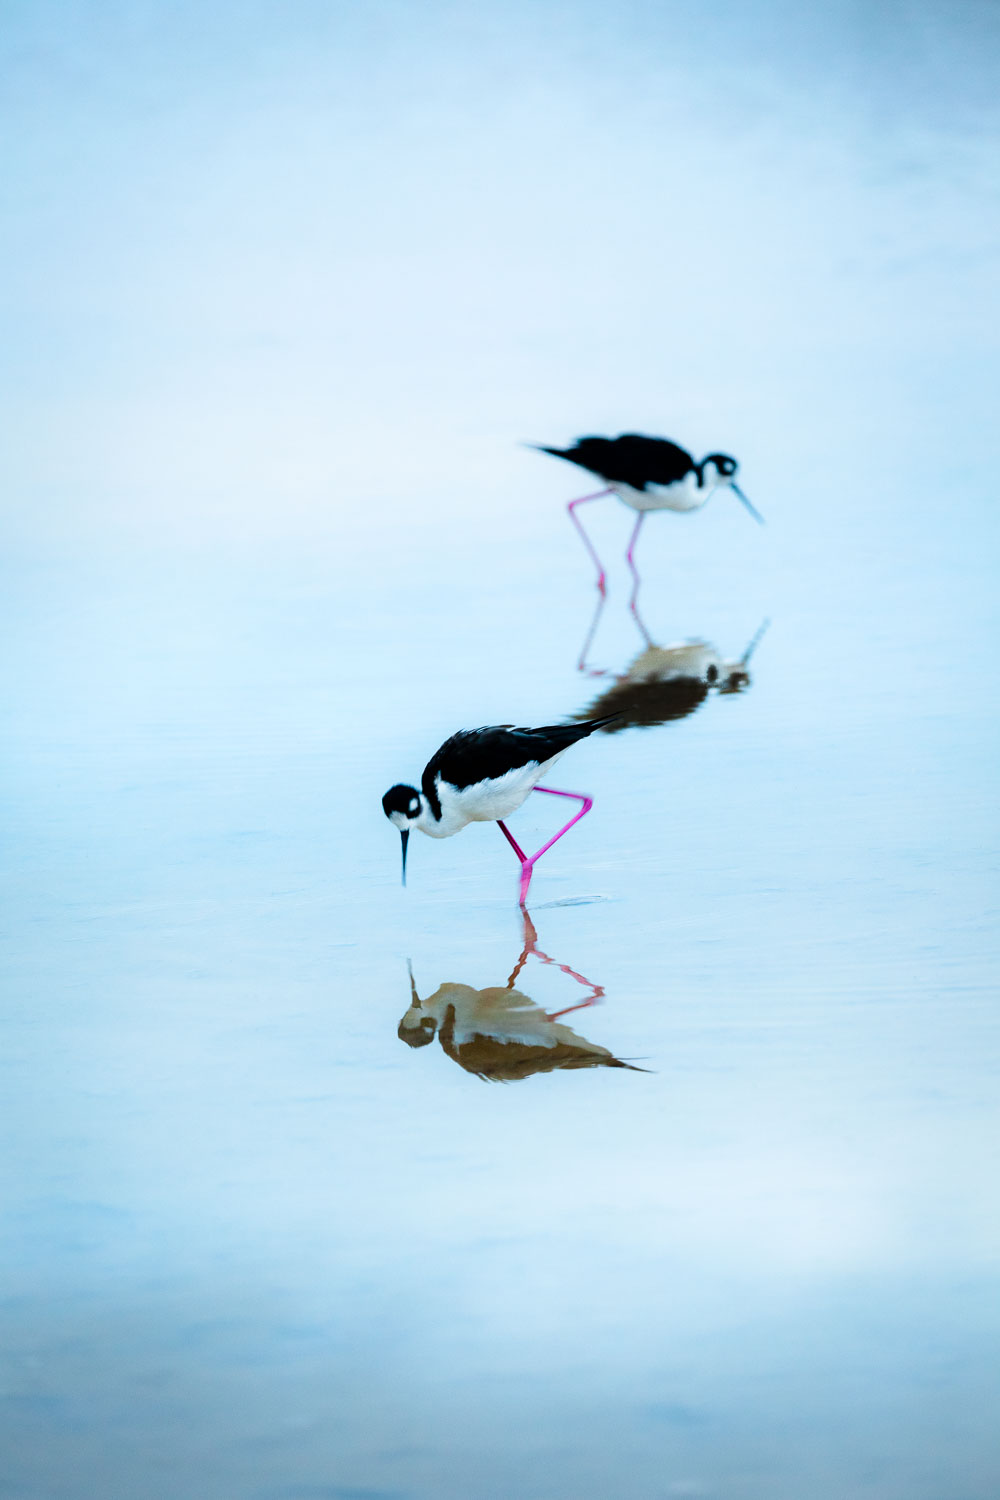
[[3, 3, 1000, 1497]]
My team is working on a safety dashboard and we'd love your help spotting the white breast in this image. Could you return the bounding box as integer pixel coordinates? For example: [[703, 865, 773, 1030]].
[[610, 473, 713, 513], [430, 984, 563, 1049], [626, 641, 725, 683], [423, 752, 567, 837]]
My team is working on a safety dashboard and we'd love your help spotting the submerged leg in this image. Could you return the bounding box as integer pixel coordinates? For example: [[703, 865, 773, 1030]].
[[629, 592, 654, 650], [504, 910, 538, 989], [499, 786, 593, 905], [506, 909, 605, 1014], [529, 925, 605, 1015], [575, 587, 610, 676], [567, 489, 613, 594], [624, 512, 648, 634], [546, 994, 603, 1020]]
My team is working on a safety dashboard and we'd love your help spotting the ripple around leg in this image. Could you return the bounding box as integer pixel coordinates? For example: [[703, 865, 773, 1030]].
[[530, 895, 613, 909]]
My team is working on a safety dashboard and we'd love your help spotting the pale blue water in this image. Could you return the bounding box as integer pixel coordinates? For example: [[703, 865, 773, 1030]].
[[3, 3, 1000, 1497]]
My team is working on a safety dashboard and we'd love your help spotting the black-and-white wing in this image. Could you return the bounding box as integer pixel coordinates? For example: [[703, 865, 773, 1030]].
[[421, 718, 615, 809]]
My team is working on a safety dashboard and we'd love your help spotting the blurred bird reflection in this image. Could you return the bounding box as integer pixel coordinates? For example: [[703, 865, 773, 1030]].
[[401, 913, 644, 1081], [575, 591, 768, 731]]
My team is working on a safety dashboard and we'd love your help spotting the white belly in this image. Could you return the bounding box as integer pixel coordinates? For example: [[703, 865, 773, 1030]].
[[626, 641, 725, 683], [610, 474, 713, 513], [425, 753, 567, 837]]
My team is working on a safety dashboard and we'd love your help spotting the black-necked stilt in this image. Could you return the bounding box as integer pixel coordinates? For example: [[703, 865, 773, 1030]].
[[400, 913, 644, 1080], [533, 432, 764, 595], [575, 619, 769, 730], [382, 716, 617, 904]]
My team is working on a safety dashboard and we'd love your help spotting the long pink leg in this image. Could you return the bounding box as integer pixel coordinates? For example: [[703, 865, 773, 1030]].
[[567, 489, 613, 594], [576, 588, 610, 676], [504, 910, 538, 990], [546, 995, 602, 1020], [629, 591, 655, 651], [624, 512, 651, 642], [505, 910, 605, 1018], [532, 939, 605, 1016], [498, 785, 593, 905], [497, 818, 527, 863]]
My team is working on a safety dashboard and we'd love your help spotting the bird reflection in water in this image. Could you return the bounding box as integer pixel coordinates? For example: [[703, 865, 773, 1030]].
[[401, 912, 644, 1081], [575, 590, 768, 730]]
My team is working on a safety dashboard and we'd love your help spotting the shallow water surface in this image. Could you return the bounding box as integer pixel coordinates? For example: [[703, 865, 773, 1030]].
[[4, 500, 998, 1499], [3, 3, 1000, 1497]]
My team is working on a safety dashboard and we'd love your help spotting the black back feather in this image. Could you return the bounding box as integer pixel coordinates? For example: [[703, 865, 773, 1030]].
[[538, 434, 696, 490], [421, 717, 617, 813], [573, 677, 710, 730]]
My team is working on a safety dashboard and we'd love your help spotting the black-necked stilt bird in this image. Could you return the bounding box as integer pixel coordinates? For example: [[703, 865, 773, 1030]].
[[533, 432, 764, 596], [400, 912, 644, 1080], [575, 611, 769, 729], [382, 716, 617, 904]]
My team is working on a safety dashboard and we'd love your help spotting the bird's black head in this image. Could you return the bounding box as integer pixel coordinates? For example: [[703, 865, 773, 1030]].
[[382, 783, 422, 823], [382, 783, 424, 886], [718, 666, 752, 694], [700, 453, 765, 524], [398, 1012, 438, 1048], [702, 452, 739, 479]]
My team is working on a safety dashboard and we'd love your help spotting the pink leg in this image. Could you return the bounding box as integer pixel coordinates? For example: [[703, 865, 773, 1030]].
[[624, 512, 651, 642], [567, 489, 613, 594], [506, 911, 605, 1014], [546, 995, 602, 1020], [576, 588, 611, 676], [630, 592, 654, 650], [498, 786, 593, 905], [497, 818, 527, 860], [533, 942, 605, 1016], [504, 910, 538, 989]]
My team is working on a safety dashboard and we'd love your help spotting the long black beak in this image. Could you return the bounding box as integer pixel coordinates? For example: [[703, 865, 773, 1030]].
[[739, 616, 771, 666], [731, 482, 765, 525], [400, 829, 410, 887]]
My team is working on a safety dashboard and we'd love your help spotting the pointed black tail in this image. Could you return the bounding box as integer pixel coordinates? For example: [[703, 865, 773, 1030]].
[[575, 712, 622, 735], [538, 712, 622, 749]]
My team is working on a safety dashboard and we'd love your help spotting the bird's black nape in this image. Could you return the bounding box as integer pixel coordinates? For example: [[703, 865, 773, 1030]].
[[700, 452, 739, 479], [699, 453, 764, 523]]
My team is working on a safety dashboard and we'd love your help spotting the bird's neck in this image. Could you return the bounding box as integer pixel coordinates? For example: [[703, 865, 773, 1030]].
[[696, 461, 725, 491], [414, 800, 458, 838]]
